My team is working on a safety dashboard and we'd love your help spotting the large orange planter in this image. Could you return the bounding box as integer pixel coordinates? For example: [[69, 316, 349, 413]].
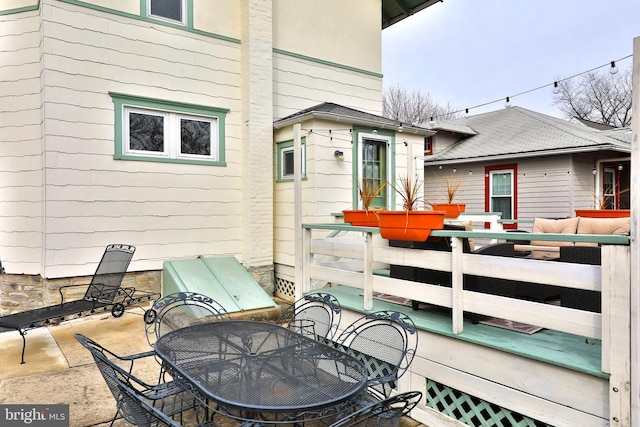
[[575, 209, 630, 218], [377, 210, 446, 241], [342, 209, 380, 227], [431, 203, 466, 219]]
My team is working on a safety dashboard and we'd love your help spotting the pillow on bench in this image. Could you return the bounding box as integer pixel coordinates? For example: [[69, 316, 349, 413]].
[[575, 217, 631, 247], [530, 217, 580, 259]]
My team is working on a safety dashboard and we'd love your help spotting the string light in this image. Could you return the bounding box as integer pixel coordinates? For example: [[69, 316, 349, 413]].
[[504, 97, 511, 108], [610, 60, 618, 75], [430, 54, 632, 120]]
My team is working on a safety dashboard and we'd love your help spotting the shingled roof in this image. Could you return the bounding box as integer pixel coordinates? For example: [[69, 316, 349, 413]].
[[424, 106, 630, 165], [274, 102, 435, 136]]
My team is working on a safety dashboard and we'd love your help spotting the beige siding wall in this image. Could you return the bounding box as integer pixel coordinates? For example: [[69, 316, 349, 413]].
[[273, 0, 381, 74], [0, 0, 38, 12], [40, 1, 243, 278], [0, 8, 43, 274], [273, 52, 383, 120], [194, 0, 240, 39]]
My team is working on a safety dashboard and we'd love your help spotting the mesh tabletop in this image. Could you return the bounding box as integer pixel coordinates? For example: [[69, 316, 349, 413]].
[[154, 320, 367, 417]]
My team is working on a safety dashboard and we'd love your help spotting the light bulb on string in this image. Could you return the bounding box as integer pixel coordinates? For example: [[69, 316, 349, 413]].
[[553, 81, 560, 95], [464, 108, 469, 117], [610, 61, 618, 75], [504, 97, 511, 108]]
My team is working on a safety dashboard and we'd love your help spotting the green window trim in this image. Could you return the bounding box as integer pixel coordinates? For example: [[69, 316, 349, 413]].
[[110, 92, 228, 166], [276, 138, 307, 182]]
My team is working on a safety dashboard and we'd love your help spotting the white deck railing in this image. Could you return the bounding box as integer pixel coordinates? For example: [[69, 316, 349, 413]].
[[301, 223, 631, 374]]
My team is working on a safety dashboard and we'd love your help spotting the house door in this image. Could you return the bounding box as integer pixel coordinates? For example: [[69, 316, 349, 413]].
[[360, 139, 387, 209]]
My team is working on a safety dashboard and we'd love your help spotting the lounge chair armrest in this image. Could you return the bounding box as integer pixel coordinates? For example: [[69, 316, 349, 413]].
[[121, 350, 156, 361], [57, 283, 91, 303]]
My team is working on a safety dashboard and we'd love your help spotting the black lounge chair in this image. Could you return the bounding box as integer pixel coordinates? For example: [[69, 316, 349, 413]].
[[0, 244, 158, 363]]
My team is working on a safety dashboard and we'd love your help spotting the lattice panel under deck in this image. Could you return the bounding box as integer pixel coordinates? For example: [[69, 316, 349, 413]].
[[275, 277, 295, 301], [426, 379, 552, 427]]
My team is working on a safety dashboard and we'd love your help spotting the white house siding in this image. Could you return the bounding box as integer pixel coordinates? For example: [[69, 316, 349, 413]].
[[39, 1, 243, 278], [0, 8, 43, 275]]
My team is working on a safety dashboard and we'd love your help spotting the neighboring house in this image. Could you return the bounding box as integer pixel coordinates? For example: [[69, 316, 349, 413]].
[[0, 0, 438, 312], [423, 106, 631, 227]]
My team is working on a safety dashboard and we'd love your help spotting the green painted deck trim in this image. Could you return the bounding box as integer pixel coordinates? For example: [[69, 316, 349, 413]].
[[315, 286, 606, 379], [303, 223, 630, 245]]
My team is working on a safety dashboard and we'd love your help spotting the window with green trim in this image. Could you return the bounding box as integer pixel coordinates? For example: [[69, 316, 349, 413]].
[[277, 139, 306, 181], [111, 93, 227, 166], [146, 0, 186, 25]]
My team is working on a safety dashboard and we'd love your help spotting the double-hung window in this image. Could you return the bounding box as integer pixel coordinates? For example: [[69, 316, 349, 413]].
[[111, 93, 227, 166], [485, 165, 517, 222]]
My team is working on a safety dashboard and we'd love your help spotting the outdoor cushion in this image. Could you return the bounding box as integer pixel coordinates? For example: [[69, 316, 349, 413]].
[[530, 217, 579, 259], [575, 217, 631, 247]]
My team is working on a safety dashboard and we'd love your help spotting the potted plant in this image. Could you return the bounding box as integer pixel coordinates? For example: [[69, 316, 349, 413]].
[[431, 173, 466, 218], [377, 175, 446, 241], [576, 189, 630, 218], [342, 179, 386, 226]]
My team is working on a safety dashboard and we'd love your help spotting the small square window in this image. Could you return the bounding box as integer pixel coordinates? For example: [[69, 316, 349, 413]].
[[148, 0, 185, 24], [128, 111, 166, 153], [424, 136, 433, 155], [180, 117, 213, 157], [277, 139, 306, 181]]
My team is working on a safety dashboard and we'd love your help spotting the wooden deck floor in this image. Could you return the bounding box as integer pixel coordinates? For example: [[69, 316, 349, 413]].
[[322, 285, 605, 379]]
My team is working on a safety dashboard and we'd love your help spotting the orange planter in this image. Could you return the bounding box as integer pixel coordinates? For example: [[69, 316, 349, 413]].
[[575, 209, 630, 218], [342, 210, 380, 227], [377, 210, 446, 241], [432, 203, 466, 219]]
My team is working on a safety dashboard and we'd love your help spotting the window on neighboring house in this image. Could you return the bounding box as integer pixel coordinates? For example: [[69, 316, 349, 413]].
[[485, 165, 517, 227], [147, 0, 186, 25], [424, 136, 433, 155], [277, 139, 306, 181], [111, 93, 227, 165]]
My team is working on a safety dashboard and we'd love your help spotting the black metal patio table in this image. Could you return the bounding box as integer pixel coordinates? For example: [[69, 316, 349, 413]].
[[154, 320, 368, 424]]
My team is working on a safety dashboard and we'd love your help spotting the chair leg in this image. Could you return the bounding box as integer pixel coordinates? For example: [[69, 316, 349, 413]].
[[19, 331, 27, 364]]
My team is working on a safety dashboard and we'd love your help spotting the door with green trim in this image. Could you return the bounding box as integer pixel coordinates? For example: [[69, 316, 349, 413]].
[[361, 139, 387, 208]]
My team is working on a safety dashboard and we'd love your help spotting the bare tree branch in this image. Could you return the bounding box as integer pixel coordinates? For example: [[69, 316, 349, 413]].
[[382, 84, 462, 124], [553, 67, 632, 127]]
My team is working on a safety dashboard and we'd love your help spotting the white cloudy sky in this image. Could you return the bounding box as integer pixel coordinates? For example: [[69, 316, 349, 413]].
[[382, 0, 639, 119]]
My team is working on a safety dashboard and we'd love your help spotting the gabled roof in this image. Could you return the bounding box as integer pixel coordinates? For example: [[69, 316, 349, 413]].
[[382, 0, 442, 29], [274, 102, 435, 136], [424, 106, 631, 165]]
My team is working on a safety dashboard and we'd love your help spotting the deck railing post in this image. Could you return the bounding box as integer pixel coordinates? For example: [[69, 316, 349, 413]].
[[602, 244, 632, 425], [451, 236, 464, 334], [363, 231, 374, 311]]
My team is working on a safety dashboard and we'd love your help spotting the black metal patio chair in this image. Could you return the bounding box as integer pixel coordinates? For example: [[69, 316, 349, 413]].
[[336, 311, 418, 400], [144, 291, 232, 347], [0, 244, 157, 364], [75, 333, 196, 426], [278, 292, 342, 340], [329, 390, 422, 427]]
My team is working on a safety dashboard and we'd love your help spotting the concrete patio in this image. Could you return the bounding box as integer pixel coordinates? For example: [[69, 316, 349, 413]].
[[0, 302, 425, 427]]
